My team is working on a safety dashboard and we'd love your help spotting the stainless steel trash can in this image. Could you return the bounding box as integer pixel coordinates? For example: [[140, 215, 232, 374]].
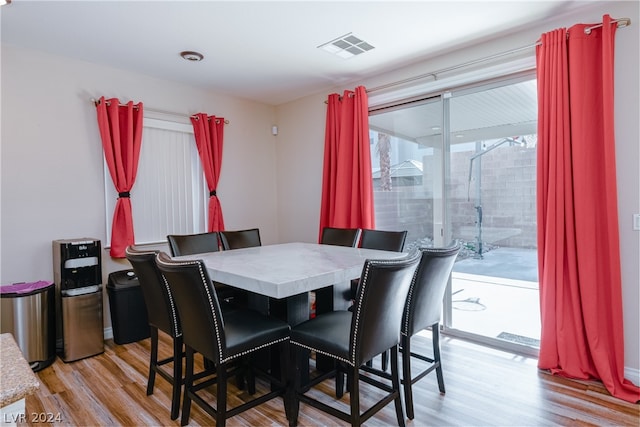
[[0, 281, 56, 371]]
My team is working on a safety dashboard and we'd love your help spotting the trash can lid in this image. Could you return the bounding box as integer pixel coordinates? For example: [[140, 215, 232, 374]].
[[0, 281, 54, 295], [107, 270, 139, 290]]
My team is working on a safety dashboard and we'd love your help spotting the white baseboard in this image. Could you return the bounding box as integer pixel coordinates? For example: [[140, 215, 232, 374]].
[[625, 366, 640, 387]]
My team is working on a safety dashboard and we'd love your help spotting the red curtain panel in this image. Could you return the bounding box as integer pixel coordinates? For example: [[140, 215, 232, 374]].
[[536, 15, 639, 403], [318, 86, 375, 241], [190, 114, 226, 232], [319, 93, 341, 240], [96, 97, 143, 258]]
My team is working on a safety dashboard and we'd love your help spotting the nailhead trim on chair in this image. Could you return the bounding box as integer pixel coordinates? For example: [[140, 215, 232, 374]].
[[350, 261, 372, 363], [402, 270, 419, 336], [290, 341, 353, 366], [160, 274, 183, 338], [127, 247, 182, 338], [157, 256, 225, 362], [351, 254, 418, 364], [294, 254, 419, 367], [223, 337, 290, 364], [196, 261, 225, 362], [297, 251, 417, 368], [402, 246, 458, 335], [156, 255, 290, 364]]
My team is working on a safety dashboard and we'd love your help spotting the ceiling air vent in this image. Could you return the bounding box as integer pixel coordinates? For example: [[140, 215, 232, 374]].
[[318, 33, 375, 59]]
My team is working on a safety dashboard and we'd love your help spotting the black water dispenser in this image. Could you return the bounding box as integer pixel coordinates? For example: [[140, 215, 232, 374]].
[[52, 238, 104, 362]]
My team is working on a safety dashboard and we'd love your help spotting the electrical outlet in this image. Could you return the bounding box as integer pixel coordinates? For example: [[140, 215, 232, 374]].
[[633, 214, 640, 231]]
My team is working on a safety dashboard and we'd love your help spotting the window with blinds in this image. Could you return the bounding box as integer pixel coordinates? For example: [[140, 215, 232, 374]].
[[104, 118, 207, 247]]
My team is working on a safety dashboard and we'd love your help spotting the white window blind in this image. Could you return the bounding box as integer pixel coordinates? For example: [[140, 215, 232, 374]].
[[104, 118, 207, 247]]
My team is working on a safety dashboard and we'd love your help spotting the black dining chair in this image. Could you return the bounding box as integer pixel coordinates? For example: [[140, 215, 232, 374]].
[[218, 228, 262, 311], [346, 229, 408, 371], [167, 231, 246, 307], [155, 252, 291, 427], [360, 229, 408, 252], [167, 231, 221, 256], [320, 226, 361, 247], [125, 246, 184, 420], [219, 228, 262, 250], [350, 229, 408, 302], [317, 226, 362, 315], [287, 251, 420, 427], [398, 244, 460, 419], [354, 243, 460, 419]]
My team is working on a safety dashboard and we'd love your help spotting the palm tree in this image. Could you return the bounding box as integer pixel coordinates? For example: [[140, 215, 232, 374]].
[[376, 132, 392, 191]]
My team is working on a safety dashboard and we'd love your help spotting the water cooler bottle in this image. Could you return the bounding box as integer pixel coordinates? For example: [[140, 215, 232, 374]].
[[52, 238, 104, 362]]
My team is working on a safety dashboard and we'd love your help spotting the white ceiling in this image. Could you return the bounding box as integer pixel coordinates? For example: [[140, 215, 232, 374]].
[[1, 1, 596, 106]]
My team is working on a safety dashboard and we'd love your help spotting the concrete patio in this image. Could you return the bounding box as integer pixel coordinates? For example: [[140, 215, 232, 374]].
[[450, 247, 541, 347]]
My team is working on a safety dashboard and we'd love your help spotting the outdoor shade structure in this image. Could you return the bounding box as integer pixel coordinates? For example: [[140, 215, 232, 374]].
[[466, 137, 528, 259]]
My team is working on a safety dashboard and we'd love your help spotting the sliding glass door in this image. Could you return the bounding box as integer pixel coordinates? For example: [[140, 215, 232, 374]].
[[369, 96, 445, 250], [369, 73, 540, 356], [443, 75, 540, 355]]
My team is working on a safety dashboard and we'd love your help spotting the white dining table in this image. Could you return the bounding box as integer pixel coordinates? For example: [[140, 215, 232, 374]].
[[180, 241, 407, 299]]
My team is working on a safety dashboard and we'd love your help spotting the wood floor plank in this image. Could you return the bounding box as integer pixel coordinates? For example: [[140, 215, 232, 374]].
[[19, 332, 639, 426]]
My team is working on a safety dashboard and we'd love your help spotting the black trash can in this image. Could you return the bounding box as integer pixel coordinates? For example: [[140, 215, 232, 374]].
[[106, 270, 150, 345]]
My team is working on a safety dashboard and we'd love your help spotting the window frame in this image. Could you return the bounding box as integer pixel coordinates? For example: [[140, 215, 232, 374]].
[[103, 116, 208, 247]]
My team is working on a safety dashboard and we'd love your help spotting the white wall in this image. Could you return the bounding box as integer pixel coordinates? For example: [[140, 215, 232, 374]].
[[275, 1, 639, 378], [274, 93, 327, 244], [0, 46, 278, 326]]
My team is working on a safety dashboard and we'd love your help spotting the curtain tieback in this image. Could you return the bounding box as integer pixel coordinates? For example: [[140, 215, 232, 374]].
[[209, 190, 217, 197], [118, 191, 131, 198]]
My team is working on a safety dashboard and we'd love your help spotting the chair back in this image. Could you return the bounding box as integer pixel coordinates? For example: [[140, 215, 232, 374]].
[[403, 244, 460, 337], [167, 232, 220, 256], [350, 251, 420, 365], [125, 246, 180, 338], [219, 228, 262, 250], [360, 229, 407, 252], [320, 227, 361, 247], [155, 252, 225, 364]]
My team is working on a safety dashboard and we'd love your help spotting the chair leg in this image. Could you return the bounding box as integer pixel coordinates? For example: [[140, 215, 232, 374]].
[[180, 347, 194, 427], [288, 345, 300, 427], [170, 335, 183, 420], [433, 325, 446, 393], [349, 366, 361, 427], [381, 349, 389, 371], [146, 326, 158, 396], [203, 356, 213, 370], [206, 353, 247, 392], [234, 357, 247, 391], [280, 341, 292, 423], [335, 363, 345, 399], [401, 334, 415, 420], [216, 362, 228, 427], [390, 345, 405, 427], [237, 372, 247, 391], [246, 355, 256, 395]]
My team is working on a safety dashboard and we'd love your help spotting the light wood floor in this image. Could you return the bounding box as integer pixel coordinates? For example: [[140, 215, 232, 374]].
[[21, 331, 639, 426]]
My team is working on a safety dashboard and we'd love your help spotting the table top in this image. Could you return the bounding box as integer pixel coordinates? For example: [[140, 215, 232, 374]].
[[0, 333, 40, 407], [177, 242, 407, 299]]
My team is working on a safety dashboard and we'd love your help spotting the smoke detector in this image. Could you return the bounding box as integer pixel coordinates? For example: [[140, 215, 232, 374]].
[[180, 51, 204, 62]]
